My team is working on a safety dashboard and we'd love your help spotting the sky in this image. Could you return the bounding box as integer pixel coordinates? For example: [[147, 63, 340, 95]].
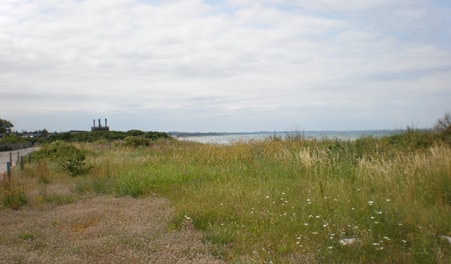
[[1, 0, 450, 132]]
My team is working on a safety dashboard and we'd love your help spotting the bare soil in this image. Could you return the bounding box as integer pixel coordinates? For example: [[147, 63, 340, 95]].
[[0, 195, 224, 264]]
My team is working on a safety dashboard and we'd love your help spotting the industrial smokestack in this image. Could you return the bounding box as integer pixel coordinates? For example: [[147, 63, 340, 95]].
[[105, 118, 108, 128], [98, 118, 101, 128], [93, 119, 96, 128]]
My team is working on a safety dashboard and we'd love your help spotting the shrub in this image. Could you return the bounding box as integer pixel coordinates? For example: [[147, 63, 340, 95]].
[[60, 148, 91, 176], [435, 113, 451, 146], [34, 141, 92, 176], [124, 136, 150, 147]]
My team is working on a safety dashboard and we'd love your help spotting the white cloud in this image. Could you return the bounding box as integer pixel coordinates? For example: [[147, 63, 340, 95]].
[[0, 0, 450, 131]]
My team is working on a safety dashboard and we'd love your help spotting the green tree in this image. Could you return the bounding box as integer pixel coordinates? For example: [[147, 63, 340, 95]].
[[0, 118, 14, 134]]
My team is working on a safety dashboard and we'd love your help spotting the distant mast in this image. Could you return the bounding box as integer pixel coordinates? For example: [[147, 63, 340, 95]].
[[91, 118, 110, 131]]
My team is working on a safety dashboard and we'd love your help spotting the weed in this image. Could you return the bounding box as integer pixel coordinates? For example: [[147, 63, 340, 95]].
[[1, 178, 27, 209]]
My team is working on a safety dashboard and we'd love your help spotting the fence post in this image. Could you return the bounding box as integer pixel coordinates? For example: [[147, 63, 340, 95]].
[[9, 152, 12, 165], [17, 152, 20, 165], [6, 162, 11, 181], [20, 156, 24, 171]]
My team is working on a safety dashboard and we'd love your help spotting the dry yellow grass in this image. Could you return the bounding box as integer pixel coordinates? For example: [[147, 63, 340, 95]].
[[0, 195, 224, 264]]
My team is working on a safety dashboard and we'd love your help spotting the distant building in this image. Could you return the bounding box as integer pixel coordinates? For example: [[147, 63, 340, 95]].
[[91, 118, 110, 131]]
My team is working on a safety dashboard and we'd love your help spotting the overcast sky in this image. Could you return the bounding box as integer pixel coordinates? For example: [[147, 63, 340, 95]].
[[1, 0, 450, 132]]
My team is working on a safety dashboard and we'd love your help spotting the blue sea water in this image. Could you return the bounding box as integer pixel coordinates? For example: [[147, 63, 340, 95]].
[[176, 130, 401, 144]]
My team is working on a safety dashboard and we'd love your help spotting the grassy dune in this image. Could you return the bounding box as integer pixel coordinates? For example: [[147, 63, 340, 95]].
[[2, 132, 451, 263]]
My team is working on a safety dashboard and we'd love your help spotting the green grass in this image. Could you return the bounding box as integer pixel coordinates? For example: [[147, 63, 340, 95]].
[[3, 133, 451, 263]]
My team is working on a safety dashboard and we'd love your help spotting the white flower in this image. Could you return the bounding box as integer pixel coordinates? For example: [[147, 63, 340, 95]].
[[339, 238, 356, 246], [368, 200, 374, 206]]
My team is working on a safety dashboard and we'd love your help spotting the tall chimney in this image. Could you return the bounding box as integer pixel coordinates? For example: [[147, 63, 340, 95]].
[[93, 119, 96, 128], [105, 118, 108, 128], [98, 118, 101, 128]]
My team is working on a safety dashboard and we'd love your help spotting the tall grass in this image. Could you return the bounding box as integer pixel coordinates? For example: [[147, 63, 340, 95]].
[[5, 135, 450, 262], [70, 136, 449, 263]]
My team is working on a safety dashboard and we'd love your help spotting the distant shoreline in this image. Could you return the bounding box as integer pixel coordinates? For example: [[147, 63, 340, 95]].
[[170, 129, 405, 137], [172, 129, 406, 144]]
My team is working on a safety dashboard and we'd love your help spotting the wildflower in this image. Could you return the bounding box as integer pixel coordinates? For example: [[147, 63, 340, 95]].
[[308, 215, 313, 218], [385, 198, 391, 202], [376, 211, 383, 215], [312, 231, 318, 235], [315, 215, 321, 219], [304, 223, 309, 226], [328, 246, 333, 249], [402, 240, 407, 243], [368, 200, 374, 206], [383, 236, 390, 241], [351, 207, 355, 210], [265, 196, 270, 199], [339, 238, 356, 246]]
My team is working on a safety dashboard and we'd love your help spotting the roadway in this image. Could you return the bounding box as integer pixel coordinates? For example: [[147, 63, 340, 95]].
[[0, 147, 39, 175]]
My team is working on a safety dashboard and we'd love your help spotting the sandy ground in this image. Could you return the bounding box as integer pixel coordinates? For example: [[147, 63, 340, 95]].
[[0, 147, 38, 174], [0, 195, 224, 264]]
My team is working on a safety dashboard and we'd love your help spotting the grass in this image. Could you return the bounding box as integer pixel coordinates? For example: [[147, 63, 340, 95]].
[[1, 133, 450, 263]]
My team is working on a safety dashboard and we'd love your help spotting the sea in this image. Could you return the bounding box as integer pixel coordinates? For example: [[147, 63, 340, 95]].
[[173, 130, 402, 144]]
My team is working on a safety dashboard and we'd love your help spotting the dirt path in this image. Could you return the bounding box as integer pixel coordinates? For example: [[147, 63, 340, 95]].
[[0, 195, 224, 264]]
